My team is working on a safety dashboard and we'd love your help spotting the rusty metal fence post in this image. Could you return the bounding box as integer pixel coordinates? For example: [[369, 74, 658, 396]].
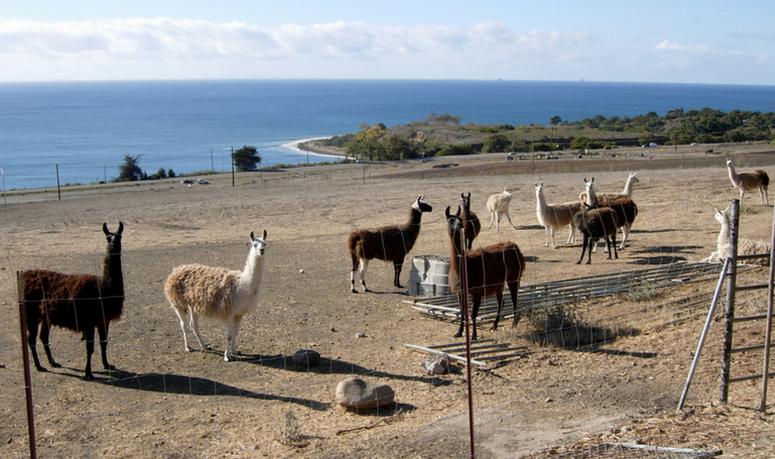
[[458, 230, 476, 458], [16, 271, 38, 458], [720, 199, 740, 404]]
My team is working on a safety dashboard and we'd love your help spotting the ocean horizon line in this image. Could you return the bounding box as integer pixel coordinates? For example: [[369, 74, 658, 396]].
[[1, 78, 773, 88]]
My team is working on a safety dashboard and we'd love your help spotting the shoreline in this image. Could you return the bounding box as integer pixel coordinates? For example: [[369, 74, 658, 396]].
[[280, 136, 346, 159]]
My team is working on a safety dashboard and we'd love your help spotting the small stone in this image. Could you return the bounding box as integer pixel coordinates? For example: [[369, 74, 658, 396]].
[[292, 349, 321, 367], [421, 354, 450, 375], [545, 397, 553, 403], [335, 377, 395, 410], [299, 269, 304, 274], [355, 331, 367, 338]]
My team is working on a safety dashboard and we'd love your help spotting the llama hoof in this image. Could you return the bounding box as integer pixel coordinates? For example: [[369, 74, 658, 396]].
[[83, 373, 95, 381], [50, 362, 62, 368], [104, 364, 117, 371], [224, 355, 232, 362], [395, 284, 404, 289], [351, 289, 358, 294], [34, 365, 48, 373], [453, 332, 462, 338], [185, 347, 193, 352]]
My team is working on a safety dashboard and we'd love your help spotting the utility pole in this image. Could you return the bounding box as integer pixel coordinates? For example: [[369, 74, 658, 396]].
[[55, 164, 61, 201], [231, 147, 235, 187], [210, 148, 214, 172]]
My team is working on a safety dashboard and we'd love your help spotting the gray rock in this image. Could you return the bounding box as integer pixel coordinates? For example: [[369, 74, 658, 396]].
[[335, 377, 395, 410], [421, 354, 450, 375], [355, 331, 367, 338], [292, 349, 321, 367]]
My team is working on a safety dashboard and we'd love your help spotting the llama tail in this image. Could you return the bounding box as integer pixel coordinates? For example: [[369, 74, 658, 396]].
[[347, 232, 362, 270], [759, 171, 770, 188]]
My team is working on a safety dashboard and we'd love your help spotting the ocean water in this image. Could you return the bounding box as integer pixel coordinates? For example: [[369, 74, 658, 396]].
[[1, 79, 774, 190]]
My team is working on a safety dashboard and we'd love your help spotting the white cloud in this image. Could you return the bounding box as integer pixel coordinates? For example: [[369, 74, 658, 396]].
[[0, 17, 587, 62], [655, 40, 710, 53]]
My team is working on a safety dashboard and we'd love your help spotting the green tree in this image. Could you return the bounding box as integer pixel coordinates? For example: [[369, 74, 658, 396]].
[[167, 169, 176, 178], [549, 115, 562, 125], [117, 154, 145, 182], [482, 134, 511, 152], [233, 145, 261, 171], [345, 124, 387, 160]]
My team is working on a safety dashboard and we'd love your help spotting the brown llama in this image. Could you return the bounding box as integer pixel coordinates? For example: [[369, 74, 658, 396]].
[[348, 196, 432, 293], [460, 192, 481, 250], [445, 206, 525, 341], [583, 177, 638, 249], [22, 222, 125, 380], [726, 159, 769, 205], [573, 204, 621, 264]]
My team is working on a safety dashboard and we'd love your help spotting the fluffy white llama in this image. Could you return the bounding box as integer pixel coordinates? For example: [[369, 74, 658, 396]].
[[726, 159, 769, 205], [703, 206, 770, 266], [486, 188, 517, 231], [579, 172, 639, 202], [164, 230, 268, 361], [534, 182, 581, 248]]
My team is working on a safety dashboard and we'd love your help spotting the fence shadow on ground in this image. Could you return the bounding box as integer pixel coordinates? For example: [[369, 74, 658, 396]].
[[54, 368, 330, 411], [235, 352, 451, 387]]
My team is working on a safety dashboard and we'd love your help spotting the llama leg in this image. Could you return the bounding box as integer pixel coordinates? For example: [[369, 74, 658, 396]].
[[508, 280, 520, 327], [550, 226, 556, 248], [543, 226, 550, 247], [359, 259, 371, 293], [487, 212, 494, 229], [454, 292, 465, 338], [394, 257, 404, 289], [172, 306, 191, 352], [26, 318, 46, 372], [39, 316, 60, 368], [619, 224, 630, 249], [97, 322, 115, 371], [586, 238, 595, 264], [494, 212, 501, 231], [612, 233, 619, 259], [577, 235, 588, 264], [224, 321, 237, 362], [231, 316, 243, 356], [189, 309, 211, 350], [491, 291, 504, 331], [506, 211, 517, 230], [350, 256, 360, 294], [605, 236, 613, 260], [471, 296, 482, 341], [83, 327, 96, 380], [739, 188, 745, 202], [566, 224, 575, 244]]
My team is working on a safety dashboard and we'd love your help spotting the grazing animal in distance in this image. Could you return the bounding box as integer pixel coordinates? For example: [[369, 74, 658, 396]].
[[164, 230, 268, 362], [703, 205, 770, 266], [534, 182, 581, 248], [445, 206, 525, 341], [486, 188, 518, 231], [460, 192, 481, 249], [22, 222, 125, 380], [347, 196, 433, 293], [726, 159, 769, 205]]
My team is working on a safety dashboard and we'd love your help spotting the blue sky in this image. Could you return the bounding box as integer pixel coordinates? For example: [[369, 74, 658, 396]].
[[1, 0, 772, 84]]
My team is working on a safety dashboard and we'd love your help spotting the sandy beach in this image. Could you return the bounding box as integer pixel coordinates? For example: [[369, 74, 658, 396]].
[[1, 143, 775, 458]]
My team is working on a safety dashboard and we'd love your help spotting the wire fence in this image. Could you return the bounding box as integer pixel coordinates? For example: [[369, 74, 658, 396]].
[[2, 173, 774, 458]]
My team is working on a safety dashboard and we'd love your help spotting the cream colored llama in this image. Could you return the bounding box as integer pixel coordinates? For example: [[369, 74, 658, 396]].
[[164, 230, 268, 361], [726, 159, 769, 205], [486, 188, 517, 231], [703, 206, 770, 266], [534, 182, 581, 248]]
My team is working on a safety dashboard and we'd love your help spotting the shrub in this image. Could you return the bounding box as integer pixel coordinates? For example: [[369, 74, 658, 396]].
[[437, 144, 476, 156], [233, 145, 262, 171], [482, 134, 512, 153]]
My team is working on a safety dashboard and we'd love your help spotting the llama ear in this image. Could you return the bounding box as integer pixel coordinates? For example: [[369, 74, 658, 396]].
[[466, 192, 471, 199], [250, 231, 255, 241], [461, 193, 465, 199], [262, 229, 267, 240], [117, 221, 124, 235], [103, 223, 109, 235], [456, 205, 461, 217], [445, 206, 451, 218]]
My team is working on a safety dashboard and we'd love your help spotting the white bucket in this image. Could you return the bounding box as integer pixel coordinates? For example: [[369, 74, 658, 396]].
[[409, 255, 450, 297]]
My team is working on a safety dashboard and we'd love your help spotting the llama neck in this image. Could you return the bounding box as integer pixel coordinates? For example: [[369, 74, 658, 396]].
[[102, 250, 124, 292], [622, 177, 635, 196], [718, 216, 731, 253], [448, 229, 464, 271], [240, 250, 265, 289], [535, 190, 548, 222], [727, 164, 740, 186], [401, 208, 424, 248], [585, 186, 597, 207]]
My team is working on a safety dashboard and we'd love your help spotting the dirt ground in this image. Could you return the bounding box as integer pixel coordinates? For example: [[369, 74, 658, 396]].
[[1, 144, 775, 458]]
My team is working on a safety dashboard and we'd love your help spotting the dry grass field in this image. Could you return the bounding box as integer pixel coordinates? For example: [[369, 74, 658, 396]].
[[1, 144, 775, 458]]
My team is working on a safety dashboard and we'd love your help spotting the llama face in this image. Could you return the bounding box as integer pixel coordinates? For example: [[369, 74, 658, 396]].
[[629, 173, 640, 183], [713, 207, 729, 226], [444, 206, 463, 237], [460, 192, 472, 210], [249, 230, 268, 256], [534, 182, 543, 195], [102, 221, 124, 254], [413, 195, 433, 213]]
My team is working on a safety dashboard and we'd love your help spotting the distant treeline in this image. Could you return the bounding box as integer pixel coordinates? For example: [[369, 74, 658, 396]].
[[321, 109, 775, 161]]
